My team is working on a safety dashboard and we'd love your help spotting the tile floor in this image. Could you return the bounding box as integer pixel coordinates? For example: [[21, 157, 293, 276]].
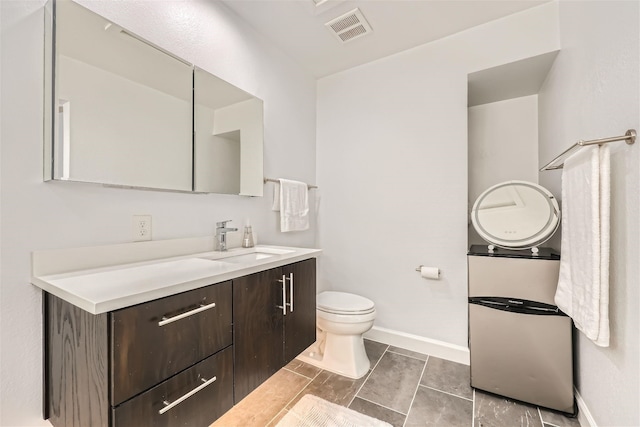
[[212, 340, 581, 427]]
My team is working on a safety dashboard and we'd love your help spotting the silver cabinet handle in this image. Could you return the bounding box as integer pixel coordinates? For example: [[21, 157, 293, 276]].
[[159, 376, 217, 415], [277, 275, 287, 315], [158, 302, 216, 327], [288, 273, 294, 312]]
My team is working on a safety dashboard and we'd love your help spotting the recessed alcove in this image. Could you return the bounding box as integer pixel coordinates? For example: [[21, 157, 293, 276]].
[[467, 51, 559, 246]]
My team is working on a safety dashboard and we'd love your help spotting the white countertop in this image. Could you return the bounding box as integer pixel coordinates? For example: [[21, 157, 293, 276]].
[[32, 245, 321, 314]]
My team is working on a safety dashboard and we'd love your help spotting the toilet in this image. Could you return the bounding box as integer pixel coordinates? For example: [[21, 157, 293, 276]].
[[297, 291, 376, 379]]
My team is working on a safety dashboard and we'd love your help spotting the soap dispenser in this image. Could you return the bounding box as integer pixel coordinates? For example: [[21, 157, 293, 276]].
[[242, 221, 254, 248]]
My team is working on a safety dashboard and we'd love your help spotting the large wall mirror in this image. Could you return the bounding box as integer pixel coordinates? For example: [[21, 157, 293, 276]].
[[44, 0, 264, 196]]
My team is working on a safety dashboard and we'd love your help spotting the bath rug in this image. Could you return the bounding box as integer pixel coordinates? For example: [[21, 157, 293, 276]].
[[276, 394, 392, 427]]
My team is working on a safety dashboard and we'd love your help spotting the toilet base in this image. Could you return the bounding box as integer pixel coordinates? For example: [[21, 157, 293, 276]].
[[296, 332, 370, 379]]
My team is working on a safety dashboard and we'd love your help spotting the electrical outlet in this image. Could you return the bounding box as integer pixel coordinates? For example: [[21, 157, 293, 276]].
[[132, 215, 152, 242]]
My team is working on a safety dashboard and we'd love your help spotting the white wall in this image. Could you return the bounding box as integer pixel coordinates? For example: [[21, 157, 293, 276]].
[[317, 3, 560, 347], [0, 1, 317, 424], [468, 95, 539, 245], [538, 1, 639, 426]]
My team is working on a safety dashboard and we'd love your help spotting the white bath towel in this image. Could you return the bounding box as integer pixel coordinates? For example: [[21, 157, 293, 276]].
[[278, 178, 309, 232], [272, 182, 281, 211], [554, 145, 610, 347]]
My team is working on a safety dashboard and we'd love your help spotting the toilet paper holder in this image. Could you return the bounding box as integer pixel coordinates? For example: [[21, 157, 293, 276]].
[[415, 265, 441, 278]]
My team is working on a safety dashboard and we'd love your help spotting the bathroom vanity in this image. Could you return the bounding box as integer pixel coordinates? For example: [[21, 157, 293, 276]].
[[33, 241, 320, 427]]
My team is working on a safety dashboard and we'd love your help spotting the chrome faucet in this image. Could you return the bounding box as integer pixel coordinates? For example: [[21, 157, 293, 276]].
[[216, 220, 237, 252]]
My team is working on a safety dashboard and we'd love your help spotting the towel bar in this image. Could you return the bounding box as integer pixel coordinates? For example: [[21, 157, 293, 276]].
[[540, 129, 636, 171], [264, 177, 318, 189]]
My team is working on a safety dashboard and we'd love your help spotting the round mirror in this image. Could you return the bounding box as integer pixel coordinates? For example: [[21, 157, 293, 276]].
[[471, 181, 560, 249]]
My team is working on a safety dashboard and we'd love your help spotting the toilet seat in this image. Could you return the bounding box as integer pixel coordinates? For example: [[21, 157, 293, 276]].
[[317, 291, 375, 315]]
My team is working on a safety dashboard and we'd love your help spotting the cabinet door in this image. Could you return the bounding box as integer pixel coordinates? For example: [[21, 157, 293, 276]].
[[283, 258, 317, 363], [233, 268, 285, 403]]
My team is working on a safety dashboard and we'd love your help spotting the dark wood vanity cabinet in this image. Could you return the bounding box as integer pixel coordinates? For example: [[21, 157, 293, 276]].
[[45, 281, 234, 427], [233, 258, 317, 402], [44, 257, 317, 427]]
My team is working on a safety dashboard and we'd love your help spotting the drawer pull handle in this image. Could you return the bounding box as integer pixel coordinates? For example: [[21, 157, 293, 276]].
[[276, 275, 287, 315], [159, 376, 217, 415], [287, 273, 294, 312], [158, 302, 216, 327]]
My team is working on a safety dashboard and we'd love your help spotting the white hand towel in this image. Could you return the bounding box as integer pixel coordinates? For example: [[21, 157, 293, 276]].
[[272, 182, 281, 211], [278, 179, 309, 232], [554, 145, 610, 347]]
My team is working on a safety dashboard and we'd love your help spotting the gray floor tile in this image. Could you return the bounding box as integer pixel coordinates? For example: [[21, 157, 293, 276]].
[[388, 346, 429, 361], [286, 369, 367, 409], [474, 391, 543, 427], [539, 408, 580, 427], [421, 356, 473, 400], [404, 386, 473, 427], [364, 339, 388, 366], [357, 351, 425, 414], [349, 397, 406, 427]]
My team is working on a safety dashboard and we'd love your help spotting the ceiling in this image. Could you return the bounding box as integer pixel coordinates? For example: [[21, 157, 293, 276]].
[[220, 0, 552, 78]]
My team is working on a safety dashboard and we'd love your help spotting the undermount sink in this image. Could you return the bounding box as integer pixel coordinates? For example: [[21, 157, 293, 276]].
[[200, 247, 295, 264], [220, 252, 275, 263]]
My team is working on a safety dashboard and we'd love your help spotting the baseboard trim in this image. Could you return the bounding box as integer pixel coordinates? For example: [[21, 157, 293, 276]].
[[364, 326, 470, 365], [575, 388, 597, 427]]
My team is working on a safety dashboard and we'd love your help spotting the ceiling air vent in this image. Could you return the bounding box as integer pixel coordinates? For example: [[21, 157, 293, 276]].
[[325, 8, 372, 43]]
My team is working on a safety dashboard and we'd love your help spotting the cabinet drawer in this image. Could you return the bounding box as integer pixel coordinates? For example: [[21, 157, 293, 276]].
[[111, 281, 232, 405], [468, 256, 560, 304], [113, 346, 234, 427]]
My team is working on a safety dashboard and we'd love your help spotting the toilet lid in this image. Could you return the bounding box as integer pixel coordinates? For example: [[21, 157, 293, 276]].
[[317, 291, 375, 315]]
